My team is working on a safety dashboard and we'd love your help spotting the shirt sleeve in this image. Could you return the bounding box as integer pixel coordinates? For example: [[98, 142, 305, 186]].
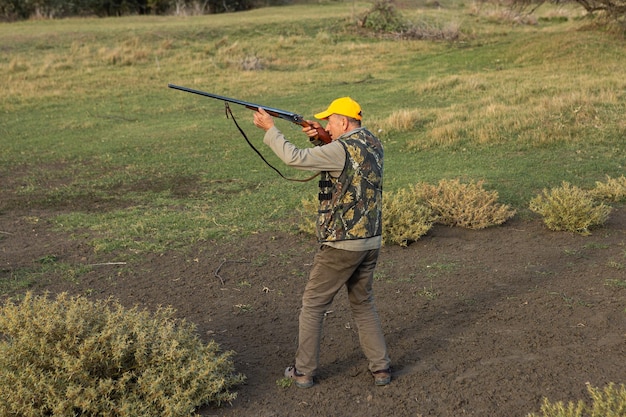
[[263, 126, 345, 173]]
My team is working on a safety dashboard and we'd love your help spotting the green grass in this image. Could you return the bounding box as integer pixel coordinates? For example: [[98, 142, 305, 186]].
[[1, 1, 625, 256], [0, 255, 93, 294]]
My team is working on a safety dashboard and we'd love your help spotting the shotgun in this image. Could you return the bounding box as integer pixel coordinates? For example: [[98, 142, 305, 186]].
[[167, 84, 332, 145]]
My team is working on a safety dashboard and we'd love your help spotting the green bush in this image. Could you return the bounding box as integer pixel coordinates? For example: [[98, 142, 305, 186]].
[[415, 179, 516, 229], [529, 181, 612, 235], [299, 179, 516, 245], [298, 190, 433, 247], [382, 187, 434, 246], [528, 382, 626, 417], [0, 292, 245, 417], [356, 0, 410, 33], [355, 0, 463, 39], [590, 175, 626, 202]]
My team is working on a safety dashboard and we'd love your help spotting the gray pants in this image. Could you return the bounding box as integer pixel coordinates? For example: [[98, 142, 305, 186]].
[[295, 245, 391, 376]]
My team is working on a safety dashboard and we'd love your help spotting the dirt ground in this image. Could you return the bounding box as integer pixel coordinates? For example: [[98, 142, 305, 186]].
[[1, 205, 625, 417]]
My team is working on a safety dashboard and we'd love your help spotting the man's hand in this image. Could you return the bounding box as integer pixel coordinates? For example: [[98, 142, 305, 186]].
[[302, 120, 325, 139], [253, 107, 275, 131], [303, 120, 333, 146]]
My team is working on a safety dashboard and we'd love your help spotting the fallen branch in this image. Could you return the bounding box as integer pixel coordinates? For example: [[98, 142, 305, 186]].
[[88, 262, 127, 266], [214, 258, 249, 285]]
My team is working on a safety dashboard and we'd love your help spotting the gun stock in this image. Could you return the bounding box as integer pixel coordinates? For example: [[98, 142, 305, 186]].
[[168, 84, 331, 145]]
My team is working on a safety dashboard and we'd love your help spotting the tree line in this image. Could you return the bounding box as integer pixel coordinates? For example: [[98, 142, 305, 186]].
[[0, 0, 288, 20], [2, 0, 623, 29]]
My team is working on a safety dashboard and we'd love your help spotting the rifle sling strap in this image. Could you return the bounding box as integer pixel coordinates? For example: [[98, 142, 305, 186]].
[[225, 103, 320, 183]]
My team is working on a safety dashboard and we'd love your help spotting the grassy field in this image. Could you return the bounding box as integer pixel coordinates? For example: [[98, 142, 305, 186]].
[[1, 1, 625, 255]]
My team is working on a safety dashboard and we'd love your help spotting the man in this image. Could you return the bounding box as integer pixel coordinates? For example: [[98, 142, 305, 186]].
[[253, 97, 391, 388]]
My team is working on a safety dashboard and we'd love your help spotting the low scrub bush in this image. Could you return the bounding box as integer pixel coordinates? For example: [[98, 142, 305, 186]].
[[415, 179, 516, 229], [399, 20, 462, 40], [355, 0, 462, 40], [528, 382, 626, 417], [590, 175, 626, 202], [298, 189, 434, 247], [382, 187, 434, 246], [299, 179, 514, 245], [357, 0, 409, 33], [0, 292, 244, 417], [529, 181, 612, 235]]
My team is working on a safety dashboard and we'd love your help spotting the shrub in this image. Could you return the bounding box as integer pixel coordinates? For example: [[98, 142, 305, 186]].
[[529, 181, 612, 235], [399, 20, 463, 40], [589, 175, 626, 202], [528, 382, 626, 417], [415, 179, 516, 229], [356, 0, 410, 33], [0, 292, 245, 417], [299, 179, 514, 244], [382, 188, 434, 246], [298, 189, 434, 247], [355, 0, 463, 40]]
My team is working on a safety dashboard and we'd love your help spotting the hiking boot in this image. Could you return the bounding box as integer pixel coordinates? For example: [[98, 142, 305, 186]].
[[372, 369, 391, 386], [284, 366, 314, 388]]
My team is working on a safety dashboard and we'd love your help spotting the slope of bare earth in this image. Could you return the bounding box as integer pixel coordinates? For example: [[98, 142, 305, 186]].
[[1, 207, 625, 417]]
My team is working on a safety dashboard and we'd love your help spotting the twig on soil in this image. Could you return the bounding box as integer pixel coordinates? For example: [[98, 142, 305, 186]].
[[88, 262, 127, 266], [0, 231, 13, 235], [215, 258, 249, 285]]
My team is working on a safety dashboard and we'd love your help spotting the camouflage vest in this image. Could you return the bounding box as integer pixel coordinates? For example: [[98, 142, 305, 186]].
[[316, 128, 384, 242]]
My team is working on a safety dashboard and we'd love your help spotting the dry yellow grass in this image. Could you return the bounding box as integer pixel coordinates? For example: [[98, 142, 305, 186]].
[[406, 70, 624, 149]]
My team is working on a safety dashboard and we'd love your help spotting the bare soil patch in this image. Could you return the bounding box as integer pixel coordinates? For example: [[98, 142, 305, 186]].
[[1, 207, 625, 417]]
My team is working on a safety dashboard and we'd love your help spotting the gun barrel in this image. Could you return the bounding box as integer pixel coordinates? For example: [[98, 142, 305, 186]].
[[167, 84, 303, 124]]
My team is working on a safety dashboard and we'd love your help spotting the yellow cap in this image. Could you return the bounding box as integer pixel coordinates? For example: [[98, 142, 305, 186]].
[[314, 97, 362, 120]]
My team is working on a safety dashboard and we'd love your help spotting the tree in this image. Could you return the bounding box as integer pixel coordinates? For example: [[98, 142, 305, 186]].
[[510, 0, 626, 28], [573, 0, 626, 24]]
